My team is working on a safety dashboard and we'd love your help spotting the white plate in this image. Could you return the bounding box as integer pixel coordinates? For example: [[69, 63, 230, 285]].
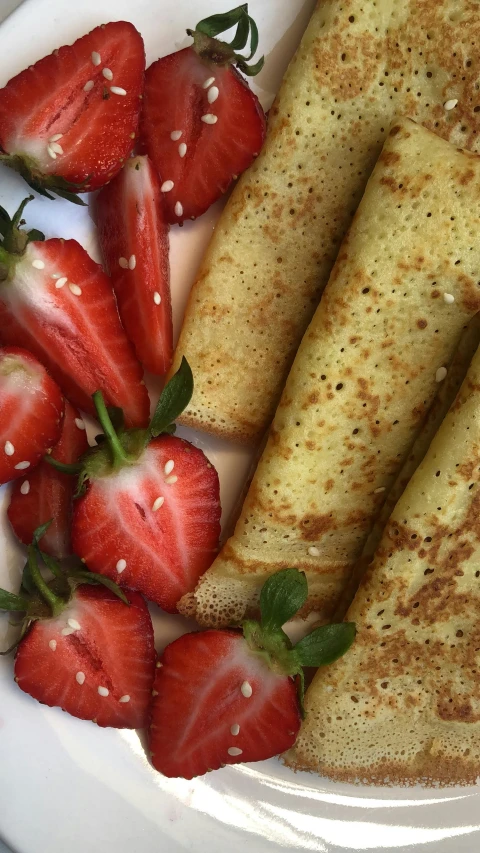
[[0, 1, 480, 851]]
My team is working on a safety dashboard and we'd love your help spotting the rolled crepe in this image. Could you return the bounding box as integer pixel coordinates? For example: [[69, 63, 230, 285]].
[[335, 314, 480, 617], [173, 0, 480, 444], [287, 339, 480, 786], [179, 119, 480, 627]]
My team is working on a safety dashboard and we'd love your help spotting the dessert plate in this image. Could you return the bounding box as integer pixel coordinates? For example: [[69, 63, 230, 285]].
[[0, 1, 479, 851]]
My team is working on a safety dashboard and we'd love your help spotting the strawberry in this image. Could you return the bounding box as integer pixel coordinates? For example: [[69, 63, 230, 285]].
[[149, 569, 355, 778], [96, 155, 173, 375], [0, 346, 63, 486], [0, 22, 145, 201], [0, 198, 150, 427], [140, 4, 266, 223], [0, 527, 155, 728], [67, 359, 221, 612], [8, 401, 89, 558]]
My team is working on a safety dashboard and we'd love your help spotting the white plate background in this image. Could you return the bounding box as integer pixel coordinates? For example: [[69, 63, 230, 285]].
[[0, 1, 479, 851]]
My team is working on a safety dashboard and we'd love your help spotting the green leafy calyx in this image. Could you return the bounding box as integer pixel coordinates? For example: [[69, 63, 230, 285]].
[[242, 568, 356, 713], [46, 357, 194, 492], [0, 154, 87, 205], [188, 4, 264, 77], [0, 523, 128, 654]]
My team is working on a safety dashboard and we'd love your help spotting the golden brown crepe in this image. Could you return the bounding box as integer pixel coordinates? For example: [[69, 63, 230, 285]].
[[179, 119, 480, 627], [335, 314, 480, 617], [287, 339, 480, 786], [172, 0, 480, 444]]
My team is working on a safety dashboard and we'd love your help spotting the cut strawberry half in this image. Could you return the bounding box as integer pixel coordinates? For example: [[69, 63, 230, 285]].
[[0, 22, 145, 201], [96, 155, 173, 375], [0, 198, 150, 427], [0, 347, 64, 486], [0, 530, 155, 728], [140, 5, 266, 223], [149, 569, 356, 778], [8, 401, 89, 557], [69, 359, 221, 612]]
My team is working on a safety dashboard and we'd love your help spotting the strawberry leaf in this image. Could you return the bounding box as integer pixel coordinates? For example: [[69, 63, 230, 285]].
[[294, 622, 356, 668], [69, 570, 129, 605], [149, 357, 193, 438], [0, 588, 29, 612], [260, 568, 308, 631], [196, 4, 248, 38]]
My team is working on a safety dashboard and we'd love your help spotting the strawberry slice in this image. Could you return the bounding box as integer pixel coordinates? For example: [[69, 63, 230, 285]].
[[0, 22, 145, 200], [8, 401, 89, 557], [140, 5, 266, 223], [15, 585, 154, 728], [68, 359, 221, 612], [149, 570, 356, 778], [0, 198, 150, 427], [0, 535, 155, 728], [96, 155, 173, 375], [0, 347, 63, 486], [73, 434, 220, 611]]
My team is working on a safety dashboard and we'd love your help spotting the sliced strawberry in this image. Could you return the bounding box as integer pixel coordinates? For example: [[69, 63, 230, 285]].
[[149, 570, 356, 779], [8, 401, 89, 557], [0, 347, 63, 486], [0, 22, 145, 199], [140, 7, 266, 223], [67, 360, 220, 612], [96, 155, 173, 375], [72, 434, 221, 612], [14, 584, 155, 728], [150, 629, 301, 778], [0, 200, 150, 427]]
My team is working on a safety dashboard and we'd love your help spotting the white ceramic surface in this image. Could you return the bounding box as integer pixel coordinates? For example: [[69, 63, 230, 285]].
[[0, 1, 480, 851]]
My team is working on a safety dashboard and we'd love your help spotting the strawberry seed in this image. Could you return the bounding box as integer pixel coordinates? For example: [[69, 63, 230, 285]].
[[4, 441, 14, 456]]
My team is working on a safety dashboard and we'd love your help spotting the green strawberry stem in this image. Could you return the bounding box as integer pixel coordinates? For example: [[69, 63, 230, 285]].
[[26, 544, 63, 616], [92, 390, 132, 467], [188, 3, 264, 77], [0, 197, 45, 279], [243, 568, 356, 714]]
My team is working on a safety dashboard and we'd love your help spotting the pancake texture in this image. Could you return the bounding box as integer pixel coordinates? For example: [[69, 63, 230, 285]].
[[334, 314, 480, 616], [287, 340, 480, 786], [178, 119, 480, 627], [173, 0, 480, 444]]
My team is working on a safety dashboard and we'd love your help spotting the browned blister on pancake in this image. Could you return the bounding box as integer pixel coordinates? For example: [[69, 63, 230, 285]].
[[179, 119, 480, 628], [287, 338, 480, 786], [173, 0, 480, 444]]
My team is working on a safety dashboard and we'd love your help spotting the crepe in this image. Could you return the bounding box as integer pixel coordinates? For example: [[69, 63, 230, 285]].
[[178, 119, 480, 627], [335, 314, 480, 617], [287, 338, 480, 786], [172, 0, 480, 444]]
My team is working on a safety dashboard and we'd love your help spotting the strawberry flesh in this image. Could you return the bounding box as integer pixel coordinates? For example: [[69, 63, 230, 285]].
[[0, 22, 145, 192], [149, 629, 301, 778], [140, 47, 266, 222], [8, 400, 89, 557], [14, 586, 155, 728], [96, 155, 173, 375], [0, 347, 63, 485], [0, 239, 150, 427], [72, 435, 221, 612]]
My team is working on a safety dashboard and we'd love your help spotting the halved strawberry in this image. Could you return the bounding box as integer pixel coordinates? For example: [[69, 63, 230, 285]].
[[0, 198, 150, 427], [96, 155, 173, 375], [15, 585, 154, 728], [149, 569, 356, 778], [0, 530, 155, 728], [0, 346, 63, 485], [8, 401, 89, 557], [140, 5, 266, 223], [70, 360, 221, 612], [0, 22, 145, 200]]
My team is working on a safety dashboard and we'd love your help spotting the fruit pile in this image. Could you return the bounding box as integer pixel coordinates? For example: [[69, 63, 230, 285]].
[[0, 5, 354, 779]]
